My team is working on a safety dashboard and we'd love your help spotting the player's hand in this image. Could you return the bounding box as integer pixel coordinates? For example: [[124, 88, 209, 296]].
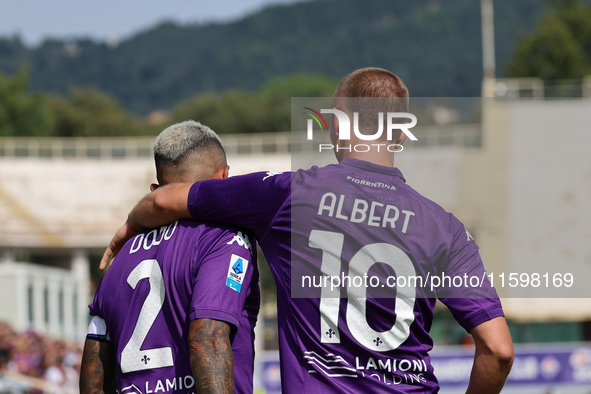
[[100, 221, 139, 270]]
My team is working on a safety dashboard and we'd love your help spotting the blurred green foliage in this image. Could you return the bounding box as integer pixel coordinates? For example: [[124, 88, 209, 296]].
[[171, 91, 280, 134], [47, 89, 145, 137], [507, 0, 591, 79], [0, 69, 337, 136], [5, 0, 586, 136], [0, 69, 52, 137], [0, 70, 146, 137], [0, 0, 544, 115], [170, 74, 338, 134]]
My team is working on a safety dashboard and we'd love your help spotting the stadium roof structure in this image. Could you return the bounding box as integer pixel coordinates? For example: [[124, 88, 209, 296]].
[[0, 158, 153, 250], [0, 137, 292, 251]]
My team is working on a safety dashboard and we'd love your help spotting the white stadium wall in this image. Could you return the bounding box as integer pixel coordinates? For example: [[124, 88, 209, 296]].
[[0, 154, 291, 249], [459, 99, 591, 321], [505, 100, 591, 320]]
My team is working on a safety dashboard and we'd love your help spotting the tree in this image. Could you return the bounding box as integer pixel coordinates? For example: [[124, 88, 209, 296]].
[[260, 74, 339, 98], [0, 71, 147, 138], [0, 1, 546, 112], [507, 0, 591, 80], [47, 88, 145, 137], [0, 69, 53, 137], [169, 74, 339, 134]]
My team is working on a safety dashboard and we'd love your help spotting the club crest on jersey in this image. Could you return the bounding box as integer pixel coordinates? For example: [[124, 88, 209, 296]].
[[226, 254, 249, 292], [227, 231, 252, 251]]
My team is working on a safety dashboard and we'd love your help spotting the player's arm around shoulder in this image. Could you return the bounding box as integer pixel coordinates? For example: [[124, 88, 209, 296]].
[[80, 337, 117, 394], [100, 183, 192, 269], [189, 318, 234, 394], [466, 316, 514, 394]]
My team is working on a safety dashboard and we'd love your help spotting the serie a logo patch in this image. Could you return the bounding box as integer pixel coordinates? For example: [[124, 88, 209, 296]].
[[226, 254, 249, 292]]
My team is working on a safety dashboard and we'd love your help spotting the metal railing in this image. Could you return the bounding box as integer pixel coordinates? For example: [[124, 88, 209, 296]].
[[494, 76, 591, 98], [0, 133, 292, 159], [0, 125, 482, 159], [0, 137, 154, 159]]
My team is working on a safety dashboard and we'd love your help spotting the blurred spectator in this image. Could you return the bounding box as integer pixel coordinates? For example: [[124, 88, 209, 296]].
[[0, 321, 82, 391]]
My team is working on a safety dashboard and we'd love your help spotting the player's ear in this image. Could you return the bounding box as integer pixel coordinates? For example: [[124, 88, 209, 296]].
[[395, 131, 407, 146], [330, 112, 340, 145], [330, 109, 340, 139], [150, 183, 160, 192], [212, 165, 230, 180]]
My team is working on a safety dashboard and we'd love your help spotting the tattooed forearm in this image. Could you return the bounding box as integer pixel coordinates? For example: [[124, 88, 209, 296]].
[[101, 341, 117, 394], [189, 319, 234, 394], [80, 338, 116, 394]]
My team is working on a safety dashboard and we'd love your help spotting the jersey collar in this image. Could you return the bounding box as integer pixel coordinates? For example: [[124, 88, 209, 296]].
[[340, 158, 406, 182]]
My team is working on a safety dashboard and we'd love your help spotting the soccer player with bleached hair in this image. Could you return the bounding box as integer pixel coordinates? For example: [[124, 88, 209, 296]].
[[81, 121, 259, 394], [101, 68, 513, 393]]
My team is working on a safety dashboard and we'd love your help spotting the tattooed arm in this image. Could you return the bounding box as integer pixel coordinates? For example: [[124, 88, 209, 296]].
[[80, 338, 117, 394], [189, 318, 234, 394]]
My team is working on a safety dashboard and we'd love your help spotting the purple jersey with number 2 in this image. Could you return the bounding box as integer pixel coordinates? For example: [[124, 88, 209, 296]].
[[187, 158, 504, 393], [88, 219, 259, 394]]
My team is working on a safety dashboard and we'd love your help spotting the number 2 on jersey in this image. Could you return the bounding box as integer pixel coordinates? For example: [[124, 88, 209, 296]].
[[121, 259, 174, 373], [310, 230, 417, 352]]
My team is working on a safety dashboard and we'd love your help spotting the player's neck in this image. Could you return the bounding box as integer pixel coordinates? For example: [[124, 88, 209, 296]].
[[341, 151, 394, 168]]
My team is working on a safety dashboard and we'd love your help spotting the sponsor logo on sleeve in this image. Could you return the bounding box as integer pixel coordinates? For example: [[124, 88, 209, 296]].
[[227, 231, 252, 251], [226, 254, 249, 292], [263, 171, 282, 181]]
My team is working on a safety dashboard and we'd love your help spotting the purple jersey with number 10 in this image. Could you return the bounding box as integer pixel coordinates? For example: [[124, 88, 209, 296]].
[[187, 158, 504, 393], [88, 219, 259, 394]]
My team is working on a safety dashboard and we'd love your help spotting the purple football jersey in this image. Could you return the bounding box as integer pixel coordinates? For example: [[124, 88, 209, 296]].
[[88, 220, 259, 394], [187, 158, 504, 393]]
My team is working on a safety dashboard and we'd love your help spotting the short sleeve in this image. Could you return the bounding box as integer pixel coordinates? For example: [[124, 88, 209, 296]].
[[438, 215, 504, 332], [87, 316, 112, 342], [87, 280, 113, 342], [189, 227, 258, 332], [188, 172, 290, 241], [88, 275, 106, 318]]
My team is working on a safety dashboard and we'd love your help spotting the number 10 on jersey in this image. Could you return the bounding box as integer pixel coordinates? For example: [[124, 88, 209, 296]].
[[309, 230, 417, 352]]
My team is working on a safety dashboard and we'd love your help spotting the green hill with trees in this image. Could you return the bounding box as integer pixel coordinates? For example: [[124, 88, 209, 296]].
[[4, 0, 591, 137], [507, 0, 591, 80], [1, 0, 544, 116]]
